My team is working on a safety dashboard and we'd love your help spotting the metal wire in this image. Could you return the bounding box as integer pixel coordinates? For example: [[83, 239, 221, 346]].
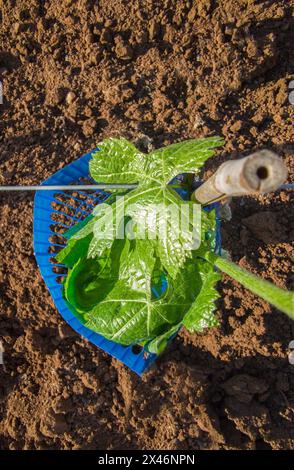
[[0, 184, 137, 191]]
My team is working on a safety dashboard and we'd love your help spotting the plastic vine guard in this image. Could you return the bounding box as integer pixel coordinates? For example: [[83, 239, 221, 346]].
[[33, 149, 221, 375]]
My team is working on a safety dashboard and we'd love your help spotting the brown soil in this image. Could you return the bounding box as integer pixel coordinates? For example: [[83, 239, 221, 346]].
[[0, 0, 294, 451]]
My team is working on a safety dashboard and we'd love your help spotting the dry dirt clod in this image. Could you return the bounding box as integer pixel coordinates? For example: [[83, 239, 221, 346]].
[[115, 41, 133, 60], [40, 412, 69, 437], [66, 91, 76, 105], [242, 212, 286, 244], [100, 28, 113, 44], [222, 374, 269, 404], [58, 323, 76, 339], [148, 20, 160, 40], [82, 117, 97, 137]]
